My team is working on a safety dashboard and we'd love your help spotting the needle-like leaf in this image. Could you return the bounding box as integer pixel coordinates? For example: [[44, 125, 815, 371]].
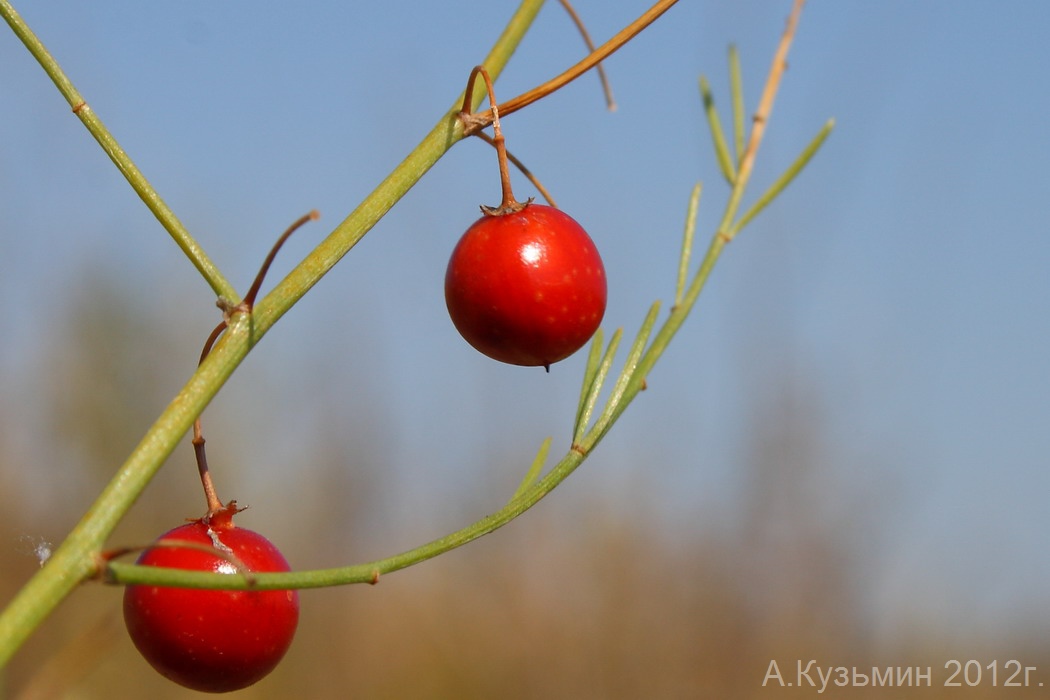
[[728, 45, 746, 162], [573, 329, 622, 444], [732, 118, 834, 234], [586, 302, 661, 448], [509, 437, 553, 503], [700, 76, 737, 183], [675, 183, 702, 308]]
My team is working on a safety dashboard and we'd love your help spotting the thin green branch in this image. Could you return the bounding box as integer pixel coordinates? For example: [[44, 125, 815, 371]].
[[111, 440, 594, 590], [0, 0, 236, 300]]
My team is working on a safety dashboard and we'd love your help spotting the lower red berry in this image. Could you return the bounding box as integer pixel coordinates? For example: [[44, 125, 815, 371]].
[[122, 507, 299, 693]]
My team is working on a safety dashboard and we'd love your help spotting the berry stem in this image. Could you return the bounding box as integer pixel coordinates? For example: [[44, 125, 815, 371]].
[[472, 130, 558, 208], [192, 422, 223, 514], [463, 66, 522, 215], [191, 320, 228, 514]]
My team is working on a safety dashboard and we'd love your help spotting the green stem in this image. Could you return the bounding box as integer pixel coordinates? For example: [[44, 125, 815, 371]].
[[0, 0, 545, 668], [109, 441, 590, 591], [0, 0, 236, 300]]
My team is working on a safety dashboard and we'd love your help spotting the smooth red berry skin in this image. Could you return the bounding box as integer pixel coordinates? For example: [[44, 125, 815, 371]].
[[123, 514, 299, 693], [445, 204, 607, 368]]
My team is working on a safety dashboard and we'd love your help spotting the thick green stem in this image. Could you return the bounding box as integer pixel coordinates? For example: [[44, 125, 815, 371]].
[[0, 0, 545, 668]]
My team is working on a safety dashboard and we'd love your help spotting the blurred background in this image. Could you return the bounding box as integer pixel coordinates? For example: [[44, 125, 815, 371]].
[[2, 1, 1049, 697]]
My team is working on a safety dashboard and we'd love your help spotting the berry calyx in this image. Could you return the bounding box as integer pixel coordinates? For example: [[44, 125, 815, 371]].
[[122, 504, 299, 693], [445, 203, 607, 369]]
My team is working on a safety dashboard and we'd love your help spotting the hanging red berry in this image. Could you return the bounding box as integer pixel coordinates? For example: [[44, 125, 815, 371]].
[[122, 506, 299, 693], [446, 203, 606, 369], [448, 66, 607, 369]]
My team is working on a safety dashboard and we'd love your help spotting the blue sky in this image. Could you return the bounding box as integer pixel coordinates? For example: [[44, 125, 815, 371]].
[[3, 1, 1049, 646]]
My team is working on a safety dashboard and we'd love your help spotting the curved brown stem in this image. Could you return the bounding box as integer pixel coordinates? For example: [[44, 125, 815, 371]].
[[462, 65, 525, 215], [557, 0, 616, 111], [242, 210, 320, 310], [191, 319, 229, 513]]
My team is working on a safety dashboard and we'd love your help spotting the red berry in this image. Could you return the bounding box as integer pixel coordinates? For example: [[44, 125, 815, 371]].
[[445, 204, 607, 368], [122, 507, 299, 693]]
